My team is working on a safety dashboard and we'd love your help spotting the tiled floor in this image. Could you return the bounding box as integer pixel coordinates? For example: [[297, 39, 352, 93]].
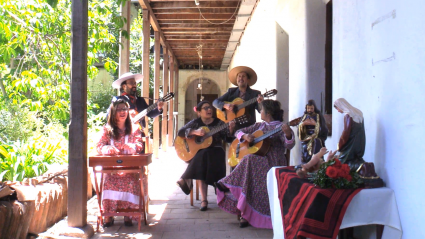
[[89, 147, 274, 239]]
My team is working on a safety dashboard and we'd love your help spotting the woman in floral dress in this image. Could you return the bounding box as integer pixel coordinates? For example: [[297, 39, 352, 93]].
[[96, 99, 144, 227], [216, 99, 295, 228], [176, 101, 235, 211]]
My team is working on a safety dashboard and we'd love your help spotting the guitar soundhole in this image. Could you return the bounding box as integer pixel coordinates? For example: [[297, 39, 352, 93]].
[[195, 137, 203, 144]]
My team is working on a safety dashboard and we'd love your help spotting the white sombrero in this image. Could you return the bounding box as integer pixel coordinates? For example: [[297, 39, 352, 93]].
[[228, 66, 257, 86], [112, 72, 143, 89]]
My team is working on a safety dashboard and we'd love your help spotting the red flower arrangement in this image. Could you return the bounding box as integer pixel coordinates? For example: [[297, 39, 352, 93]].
[[311, 158, 362, 189]]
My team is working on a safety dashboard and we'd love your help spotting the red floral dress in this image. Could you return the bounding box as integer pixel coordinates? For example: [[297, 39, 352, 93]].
[[96, 125, 145, 219]]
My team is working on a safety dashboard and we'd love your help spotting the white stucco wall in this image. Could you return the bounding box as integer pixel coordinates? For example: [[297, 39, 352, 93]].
[[230, 0, 425, 237], [329, 1, 425, 238], [229, 0, 327, 165], [177, 70, 228, 129]]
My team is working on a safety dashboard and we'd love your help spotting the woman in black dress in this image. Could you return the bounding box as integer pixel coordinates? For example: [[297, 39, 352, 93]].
[[176, 101, 235, 211]]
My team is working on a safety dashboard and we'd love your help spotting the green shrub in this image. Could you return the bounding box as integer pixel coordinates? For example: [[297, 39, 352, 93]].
[[0, 104, 42, 144], [88, 87, 116, 116], [0, 115, 68, 182], [87, 111, 107, 156], [0, 138, 65, 182]]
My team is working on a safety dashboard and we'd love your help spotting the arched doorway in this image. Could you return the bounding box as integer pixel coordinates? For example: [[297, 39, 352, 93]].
[[184, 78, 220, 124]]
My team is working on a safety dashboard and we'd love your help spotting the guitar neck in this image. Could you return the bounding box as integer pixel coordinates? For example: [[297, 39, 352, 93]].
[[133, 102, 158, 122], [202, 122, 229, 140], [237, 97, 258, 110], [253, 125, 283, 144]]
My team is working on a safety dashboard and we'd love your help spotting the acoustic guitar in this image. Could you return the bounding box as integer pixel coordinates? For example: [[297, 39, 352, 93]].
[[228, 123, 288, 166], [131, 92, 174, 125], [174, 115, 248, 162], [216, 89, 277, 123]]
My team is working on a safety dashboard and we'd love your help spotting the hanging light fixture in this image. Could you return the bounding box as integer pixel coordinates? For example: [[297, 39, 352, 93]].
[[196, 43, 203, 99]]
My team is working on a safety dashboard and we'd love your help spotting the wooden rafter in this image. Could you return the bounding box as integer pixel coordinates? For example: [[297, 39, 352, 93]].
[[153, 8, 237, 14], [164, 35, 230, 40], [141, 0, 243, 69], [151, 1, 239, 9], [157, 14, 236, 20]]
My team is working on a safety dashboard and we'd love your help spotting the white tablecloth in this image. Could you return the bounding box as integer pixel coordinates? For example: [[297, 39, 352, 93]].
[[267, 166, 402, 239]]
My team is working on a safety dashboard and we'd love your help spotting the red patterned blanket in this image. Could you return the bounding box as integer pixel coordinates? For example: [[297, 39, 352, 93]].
[[275, 167, 362, 239]]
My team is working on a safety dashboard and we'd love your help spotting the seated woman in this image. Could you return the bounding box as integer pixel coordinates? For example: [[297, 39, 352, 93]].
[[216, 99, 295, 228], [96, 99, 145, 227], [176, 101, 235, 211]]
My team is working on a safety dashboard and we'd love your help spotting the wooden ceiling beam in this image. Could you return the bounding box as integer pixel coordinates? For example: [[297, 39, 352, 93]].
[[179, 61, 223, 65], [164, 35, 230, 39], [173, 49, 226, 52], [151, 1, 239, 9], [173, 49, 225, 52], [175, 56, 225, 59], [158, 20, 234, 24], [159, 23, 234, 27], [162, 26, 233, 31], [163, 30, 230, 34], [167, 39, 228, 42], [153, 8, 237, 14], [156, 14, 235, 20], [176, 52, 224, 59], [169, 44, 228, 49]]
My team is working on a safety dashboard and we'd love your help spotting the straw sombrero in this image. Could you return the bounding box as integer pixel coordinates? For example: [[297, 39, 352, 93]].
[[228, 66, 257, 86], [112, 72, 143, 89]]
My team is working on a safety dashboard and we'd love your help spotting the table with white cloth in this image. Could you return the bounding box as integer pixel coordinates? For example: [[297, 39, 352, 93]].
[[267, 166, 402, 239]]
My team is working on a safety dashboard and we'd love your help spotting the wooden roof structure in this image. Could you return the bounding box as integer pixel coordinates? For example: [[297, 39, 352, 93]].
[[138, 0, 245, 70]]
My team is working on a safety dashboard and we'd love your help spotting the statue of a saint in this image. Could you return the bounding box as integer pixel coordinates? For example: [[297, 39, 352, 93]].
[[290, 100, 328, 163], [295, 147, 337, 178], [334, 98, 365, 171]]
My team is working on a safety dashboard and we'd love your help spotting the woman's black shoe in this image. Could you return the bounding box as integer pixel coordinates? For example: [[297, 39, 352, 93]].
[[177, 179, 191, 195], [200, 200, 208, 211], [124, 216, 133, 227], [103, 217, 114, 228], [214, 182, 229, 192], [239, 217, 249, 228]]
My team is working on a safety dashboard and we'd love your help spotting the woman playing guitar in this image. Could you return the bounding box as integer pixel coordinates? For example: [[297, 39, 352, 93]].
[[215, 99, 295, 229], [175, 101, 235, 211]]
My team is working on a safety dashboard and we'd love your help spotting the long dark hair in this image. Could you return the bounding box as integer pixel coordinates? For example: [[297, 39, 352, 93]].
[[261, 99, 284, 122], [304, 99, 320, 114], [107, 99, 132, 140]]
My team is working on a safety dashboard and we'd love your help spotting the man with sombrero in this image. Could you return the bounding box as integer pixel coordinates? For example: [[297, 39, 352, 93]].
[[111, 72, 163, 129], [213, 66, 263, 131]]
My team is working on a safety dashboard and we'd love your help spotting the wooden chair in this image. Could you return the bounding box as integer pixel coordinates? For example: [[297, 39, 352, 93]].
[[190, 180, 199, 206]]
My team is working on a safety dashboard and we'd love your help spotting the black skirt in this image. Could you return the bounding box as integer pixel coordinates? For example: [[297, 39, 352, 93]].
[[181, 146, 226, 186]]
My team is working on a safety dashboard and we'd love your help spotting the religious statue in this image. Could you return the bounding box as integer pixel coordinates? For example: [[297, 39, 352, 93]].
[[297, 99, 384, 188], [290, 100, 328, 163], [333, 98, 366, 171], [295, 147, 336, 178]]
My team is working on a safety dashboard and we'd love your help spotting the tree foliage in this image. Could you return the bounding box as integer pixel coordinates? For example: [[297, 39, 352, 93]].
[[0, 0, 126, 124]]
